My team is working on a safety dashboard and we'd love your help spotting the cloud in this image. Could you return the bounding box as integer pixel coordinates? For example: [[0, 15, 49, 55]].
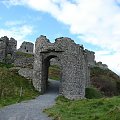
[[3, 0, 120, 51], [2, 0, 120, 75], [2, 0, 25, 7], [5, 20, 26, 26], [0, 24, 33, 49]]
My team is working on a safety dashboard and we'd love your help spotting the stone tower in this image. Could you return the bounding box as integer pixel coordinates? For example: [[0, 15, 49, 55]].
[[0, 36, 17, 63], [18, 41, 34, 53], [0, 36, 9, 62]]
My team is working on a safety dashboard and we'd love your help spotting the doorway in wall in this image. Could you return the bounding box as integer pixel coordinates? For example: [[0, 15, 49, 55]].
[[42, 55, 61, 94]]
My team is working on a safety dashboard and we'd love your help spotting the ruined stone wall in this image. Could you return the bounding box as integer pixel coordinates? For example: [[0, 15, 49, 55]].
[[8, 37, 17, 52], [0, 36, 8, 62], [0, 36, 17, 63], [33, 35, 95, 100], [14, 52, 34, 68], [0, 35, 96, 100], [14, 57, 34, 68], [0, 36, 34, 66], [83, 51, 91, 87], [18, 68, 33, 79], [18, 41, 34, 53], [85, 49, 95, 67], [96, 62, 108, 70], [50, 58, 60, 66]]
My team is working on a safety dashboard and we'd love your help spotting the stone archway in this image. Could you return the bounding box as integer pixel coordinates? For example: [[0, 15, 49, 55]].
[[40, 54, 62, 93], [33, 35, 94, 100]]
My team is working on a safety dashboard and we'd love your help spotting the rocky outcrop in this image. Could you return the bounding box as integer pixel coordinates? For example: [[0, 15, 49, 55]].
[[18, 68, 33, 79]]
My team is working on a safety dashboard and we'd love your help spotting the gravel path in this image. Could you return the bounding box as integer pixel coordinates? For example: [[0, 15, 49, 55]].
[[0, 80, 59, 120]]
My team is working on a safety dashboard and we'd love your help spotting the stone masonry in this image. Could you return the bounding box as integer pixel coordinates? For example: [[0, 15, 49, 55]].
[[18, 41, 34, 53], [0, 36, 17, 63], [96, 61, 108, 70], [0, 35, 95, 100], [33, 35, 95, 100]]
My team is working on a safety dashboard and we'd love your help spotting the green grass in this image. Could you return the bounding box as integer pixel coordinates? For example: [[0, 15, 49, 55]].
[[0, 64, 39, 108], [16, 51, 33, 58], [85, 87, 103, 99], [48, 65, 61, 80], [90, 67, 120, 96], [44, 96, 120, 120], [0, 62, 14, 68]]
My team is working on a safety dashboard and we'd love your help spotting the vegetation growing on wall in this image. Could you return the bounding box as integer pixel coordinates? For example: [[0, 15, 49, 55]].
[[16, 51, 33, 58]]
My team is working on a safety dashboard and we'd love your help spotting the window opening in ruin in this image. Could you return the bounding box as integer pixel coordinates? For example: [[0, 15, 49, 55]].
[[26, 50, 28, 52]]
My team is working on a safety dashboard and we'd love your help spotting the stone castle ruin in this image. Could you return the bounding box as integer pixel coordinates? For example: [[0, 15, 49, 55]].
[[33, 35, 95, 99], [18, 41, 34, 53], [0, 36, 17, 63], [0, 36, 34, 67], [0, 35, 108, 99], [96, 61, 108, 70]]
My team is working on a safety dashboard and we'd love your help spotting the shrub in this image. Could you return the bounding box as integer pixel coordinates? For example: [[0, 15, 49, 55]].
[[0, 62, 14, 68], [85, 87, 103, 99]]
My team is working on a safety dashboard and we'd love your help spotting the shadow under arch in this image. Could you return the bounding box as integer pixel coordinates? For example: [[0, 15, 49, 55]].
[[42, 54, 62, 94]]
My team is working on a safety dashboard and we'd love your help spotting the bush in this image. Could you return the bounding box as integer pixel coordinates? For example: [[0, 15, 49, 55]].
[[0, 62, 14, 68], [85, 87, 103, 99]]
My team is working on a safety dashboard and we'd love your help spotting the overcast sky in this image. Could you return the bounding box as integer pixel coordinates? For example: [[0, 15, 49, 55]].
[[0, 0, 120, 75]]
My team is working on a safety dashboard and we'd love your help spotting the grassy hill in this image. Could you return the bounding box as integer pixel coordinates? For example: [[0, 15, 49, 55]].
[[90, 67, 120, 97], [0, 62, 39, 107], [1, 63, 120, 119], [45, 96, 120, 120], [45, 65, 120, 120]]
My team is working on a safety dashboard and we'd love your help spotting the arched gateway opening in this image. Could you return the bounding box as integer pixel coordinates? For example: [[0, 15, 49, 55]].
[[33, 35, 94, 100], [42, 55, 61, 94]]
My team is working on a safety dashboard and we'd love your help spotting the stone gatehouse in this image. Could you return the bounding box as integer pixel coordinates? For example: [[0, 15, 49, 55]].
[[33, 35, 95, 100]]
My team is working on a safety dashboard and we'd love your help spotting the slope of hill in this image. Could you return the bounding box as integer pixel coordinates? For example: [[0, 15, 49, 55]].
[[45, 96, 120, 120], [0, 62, 39, 107], [45, 66, 120, 120], [90, 67, 120, 97]]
